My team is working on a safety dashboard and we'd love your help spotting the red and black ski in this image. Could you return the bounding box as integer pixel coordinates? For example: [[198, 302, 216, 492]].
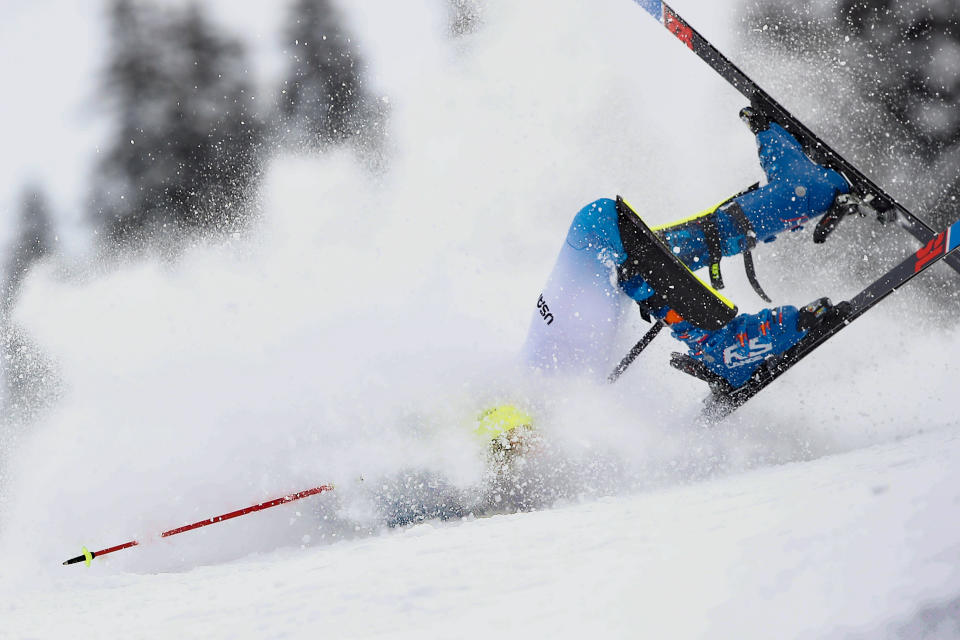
[[633, 0, 960, 278], [671, 217, 960, 419]]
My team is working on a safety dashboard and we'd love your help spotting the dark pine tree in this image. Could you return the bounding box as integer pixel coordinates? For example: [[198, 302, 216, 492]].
[[743, 0, 960, 228], [93, 0, 166, 241], [4, 185, 53, 313], [839, 0, 960, 154], [162, 4, 265, 231], [93, 0, 265, 246], [2, 185, 58, 422], [278, 0, 385, 154]]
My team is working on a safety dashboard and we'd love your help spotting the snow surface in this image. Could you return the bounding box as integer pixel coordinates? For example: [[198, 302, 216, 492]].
[[2, 0, 960, 638], [6, 427, 960, 638]]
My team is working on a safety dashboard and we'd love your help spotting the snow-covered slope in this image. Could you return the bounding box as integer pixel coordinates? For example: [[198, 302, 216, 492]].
[[6, 426, 960, 639], [1, 1, 959, 638]]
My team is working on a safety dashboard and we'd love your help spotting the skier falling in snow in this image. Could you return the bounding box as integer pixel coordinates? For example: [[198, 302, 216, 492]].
[[481, 108, 853, 443], [393, 108, 856, 522]]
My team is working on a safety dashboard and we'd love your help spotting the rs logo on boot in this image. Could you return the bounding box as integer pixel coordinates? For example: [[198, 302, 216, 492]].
[[723, 338, 772, 368]]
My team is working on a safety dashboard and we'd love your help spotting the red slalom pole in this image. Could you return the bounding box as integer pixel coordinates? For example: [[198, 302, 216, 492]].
[[63, 484, 335, 566]]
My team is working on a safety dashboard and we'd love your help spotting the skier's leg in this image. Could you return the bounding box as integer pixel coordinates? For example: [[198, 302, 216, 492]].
[[522, 198, 654, 377], [522, 196, 829, 390], [522, 120, 849, 386], [656, 123, 850, 270], [650, 121, 851, 387]]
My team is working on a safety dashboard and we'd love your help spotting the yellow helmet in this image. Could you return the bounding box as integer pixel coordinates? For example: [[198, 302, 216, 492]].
[[474, 404, 534, 440]]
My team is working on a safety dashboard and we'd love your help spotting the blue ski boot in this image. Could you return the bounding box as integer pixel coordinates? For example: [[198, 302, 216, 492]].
[[666, 298, 833, 392], [667, 307, 805, 389], [666, 298, 833, 389]]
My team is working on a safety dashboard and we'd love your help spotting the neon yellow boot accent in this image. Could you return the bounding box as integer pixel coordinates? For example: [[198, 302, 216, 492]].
[[474, 405, 533, 440], [649, 196, 730, 231]]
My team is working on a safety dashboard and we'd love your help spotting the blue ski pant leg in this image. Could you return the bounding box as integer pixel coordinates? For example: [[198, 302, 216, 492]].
[[522, 199, 653, 378], [737, 123, 850, 239], [657, 124, 850, 268]]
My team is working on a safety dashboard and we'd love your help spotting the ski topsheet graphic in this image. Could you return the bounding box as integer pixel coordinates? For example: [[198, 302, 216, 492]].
[[632, 0, 960, 279]]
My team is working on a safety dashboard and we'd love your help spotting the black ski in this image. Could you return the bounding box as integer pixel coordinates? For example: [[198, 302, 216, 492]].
[[671, 217, 960, 419], [633, 0, 960, 278]]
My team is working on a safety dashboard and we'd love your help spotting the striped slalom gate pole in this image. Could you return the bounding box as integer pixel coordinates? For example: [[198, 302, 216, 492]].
[[63, 484, 335, 566]]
